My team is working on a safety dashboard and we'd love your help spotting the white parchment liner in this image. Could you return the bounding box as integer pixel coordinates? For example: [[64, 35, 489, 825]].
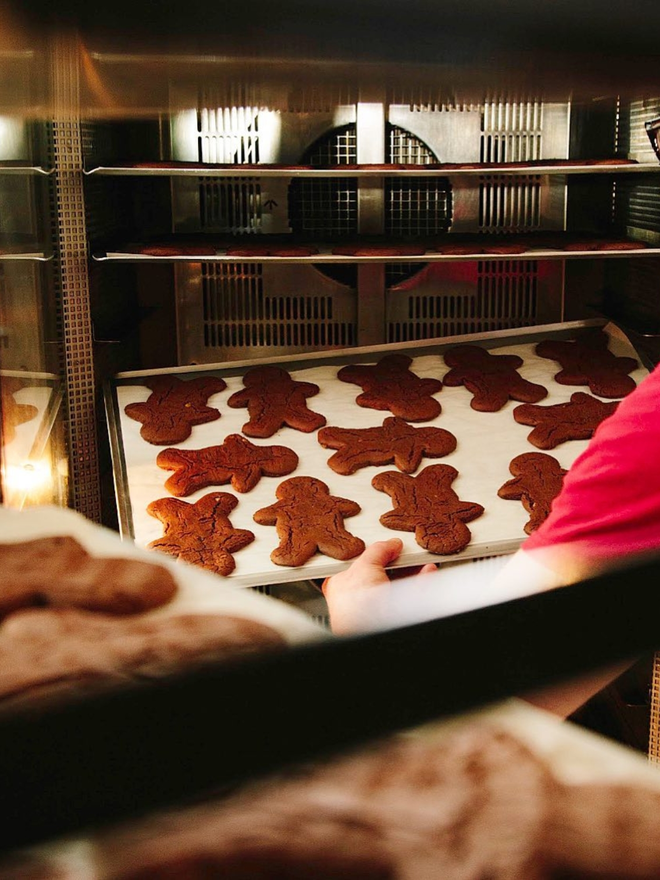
[[113, 322, 650, 588]]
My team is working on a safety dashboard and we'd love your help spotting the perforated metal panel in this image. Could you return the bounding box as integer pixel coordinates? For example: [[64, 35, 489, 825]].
[[197, 103, 261, 164], [50, 36, 101, 521], [479, 175, 541, 232], [176, 262, 357, 363], [386, 260, 562, 343], [199, 178, 262, 232], [480, 100, 543, 162], [478, 103, 545, 234]]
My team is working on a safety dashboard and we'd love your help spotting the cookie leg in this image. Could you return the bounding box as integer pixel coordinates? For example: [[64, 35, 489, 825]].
[[317, 532, 366, 562], [416, 520, 473, 555], [270, 527, 318, 567]]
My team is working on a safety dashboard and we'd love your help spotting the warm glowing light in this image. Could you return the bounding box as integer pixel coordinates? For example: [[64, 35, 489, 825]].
[[3, 458, 53, 506]]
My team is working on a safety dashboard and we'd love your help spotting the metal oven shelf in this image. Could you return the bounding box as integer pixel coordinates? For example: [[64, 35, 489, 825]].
[[94, 243, 660, 264], [84, 161, 660, 178]]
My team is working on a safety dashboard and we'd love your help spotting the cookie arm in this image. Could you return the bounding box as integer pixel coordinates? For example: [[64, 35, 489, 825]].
[[253, 504, 279, 526], [335, 497, 362, 518]]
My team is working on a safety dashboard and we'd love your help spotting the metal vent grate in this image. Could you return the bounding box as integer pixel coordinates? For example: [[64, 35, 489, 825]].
[[385, 124, 452, 237], [479, 175, 541, 232], [386, 178, 452, 236], [197, 104, 260, 164], [308, 125, 357, 165], [199, 263, 356, 355], [481, 100, 543, 162], [388, 124, 437, 164], [476, 260, 539, 328], [622, 98, 660, 160], [289, 124, 358, 237], [615, 179, 660, 241], [479, 102, 544, 235], [387, 261, 539, 343], [199, 178, 262, 232]]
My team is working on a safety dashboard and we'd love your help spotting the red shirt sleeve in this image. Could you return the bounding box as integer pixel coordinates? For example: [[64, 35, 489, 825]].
[[522, 363, 660, 559]]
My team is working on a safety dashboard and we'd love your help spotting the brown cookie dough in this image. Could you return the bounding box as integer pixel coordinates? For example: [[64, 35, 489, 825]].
[[97, 725, 556, 880], [433, 241, 484, 255], [134, 244, 219, 256], [535, 328, 638, 398], [156, 435, 299, 496], [338, 354, 443, 422], [0, 608, 285, 706], [481, 241, 529, 255], [513, 392, 618, 449], [253, 477, 365, 566], [331, 244, 427, 257], [318, 416, 457, 475], [1, 377, 39, 444], [124, 375, 227, 445], [225, 244, 319, 257], [498, 452, 568, 534], [443, 345, 548, 411], [147, 493, 255, 576], [227, 365, 326, 438], [0, 535, 177, 619], [372, 464, 484, 555]]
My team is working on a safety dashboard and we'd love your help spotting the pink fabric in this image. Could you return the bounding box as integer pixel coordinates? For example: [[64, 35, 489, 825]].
[[522, 363, 660, 559]]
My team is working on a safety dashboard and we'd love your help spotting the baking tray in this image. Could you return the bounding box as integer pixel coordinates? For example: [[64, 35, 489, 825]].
[[105, 319, 650, 589]]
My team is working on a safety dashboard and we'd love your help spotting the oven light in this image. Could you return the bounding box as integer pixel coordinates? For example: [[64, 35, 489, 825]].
[[3, 458, 53, 503]]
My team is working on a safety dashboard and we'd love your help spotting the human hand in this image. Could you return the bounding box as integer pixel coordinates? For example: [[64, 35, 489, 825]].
[[322, 538, 437, 634]]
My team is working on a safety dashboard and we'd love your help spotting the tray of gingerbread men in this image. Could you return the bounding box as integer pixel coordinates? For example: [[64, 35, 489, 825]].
[[105, 319, 651, 588]]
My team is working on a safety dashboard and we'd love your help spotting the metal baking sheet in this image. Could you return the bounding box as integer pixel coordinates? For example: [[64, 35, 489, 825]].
[[106, 320, 650, 589], [85, 163, 660, 177], [96, 246, 660, 263]]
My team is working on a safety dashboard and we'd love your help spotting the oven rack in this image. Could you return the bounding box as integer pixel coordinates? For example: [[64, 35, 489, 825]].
[[0, 164, 53, 176], [94, 242, 660, 263], [84, 161, 660, 178], [0, 252, 52, 262]]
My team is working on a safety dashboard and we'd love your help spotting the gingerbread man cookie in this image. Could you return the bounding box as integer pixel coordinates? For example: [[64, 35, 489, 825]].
[[0, 535, 177, 619], [535, 328, 638, 398], [442, 345, 547, 411], [1, 377, 39, 444], [0, 609, 285, 705], [372, 464, 484, 555], [227, 365, 326, 438], [513, 392, 618, 449], [318, 417, 457, 475], [338, 354, 443, 421], [156, 435, 299, 496], [147, 493, 255, 577], [124, 375, 227, 445], [253, 477, 365, 566], [498, 452, 567, 535]]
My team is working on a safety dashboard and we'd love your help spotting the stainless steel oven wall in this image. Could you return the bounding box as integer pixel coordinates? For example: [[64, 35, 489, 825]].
[[170, 96, 570, 364]]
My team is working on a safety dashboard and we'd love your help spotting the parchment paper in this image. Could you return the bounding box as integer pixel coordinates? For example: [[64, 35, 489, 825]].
[[112, 322, 650, 588]]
